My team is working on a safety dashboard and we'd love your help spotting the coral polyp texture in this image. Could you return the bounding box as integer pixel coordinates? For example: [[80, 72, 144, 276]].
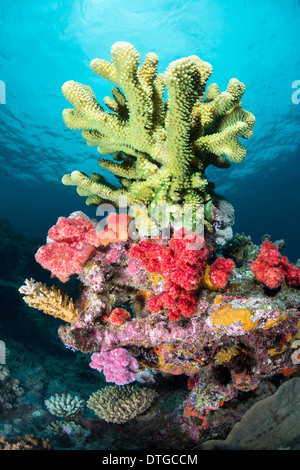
[[89, 348, 139, 385], [250, 240, 300, 289], [19, 278, 79, 323], [19, 42, 300, 446], [35, 214, 104, 282], [87, 385, 158, 424], [61, 41, 255, 229], [44, 393, 85, 421]]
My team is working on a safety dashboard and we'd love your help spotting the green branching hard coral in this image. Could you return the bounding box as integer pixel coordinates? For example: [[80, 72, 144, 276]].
[[87, 385, 158, 424], [62, 41, 255, 228], [44, 393, 85, 421]]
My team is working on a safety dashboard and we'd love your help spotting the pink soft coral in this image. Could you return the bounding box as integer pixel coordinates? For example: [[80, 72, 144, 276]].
[[130, 229, 209, 321], [89, 348, 139, 385], [209, 257, 235, 289], [35, 215, 102, 282], [250, 240, 300, 289]]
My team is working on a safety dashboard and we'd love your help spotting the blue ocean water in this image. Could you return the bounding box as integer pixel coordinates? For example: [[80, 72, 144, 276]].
[[0, 0, 300, 452], [0, 0, 299, 259]]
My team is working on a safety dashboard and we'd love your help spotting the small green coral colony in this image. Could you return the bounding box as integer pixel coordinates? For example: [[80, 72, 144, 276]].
[[44, 393, 85, 421], [19, 42, 300, 445], [87, 385, 158, 424]]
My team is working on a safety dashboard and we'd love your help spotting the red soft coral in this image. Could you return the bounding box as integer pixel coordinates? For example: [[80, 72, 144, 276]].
[[250, 240, 300, 289], [130, 229, 209, 321], [209, 257, 235, 289], [35, 215, 102, 282], [285, 263, 300, 287]]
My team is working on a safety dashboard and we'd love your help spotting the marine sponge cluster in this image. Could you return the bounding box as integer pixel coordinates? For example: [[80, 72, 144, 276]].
[[19, 43, 300, 444]]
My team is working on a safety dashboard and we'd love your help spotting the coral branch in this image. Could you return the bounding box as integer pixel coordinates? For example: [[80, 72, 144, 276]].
[[61, 42, 255, 228], [19, 278, 79, 323]]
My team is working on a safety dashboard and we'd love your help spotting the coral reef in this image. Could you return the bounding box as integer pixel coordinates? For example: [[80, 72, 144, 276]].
[[198, 378, 300, 450], [0, 434, 52, 450], [87, 385, 158, 424], [22, 217, 299, 442], [0, 365, 24, 412], [61, 41, 255, 230], [46, 419, 90, 448], [216, 232, 253, 266], [18, 42, 300, 447]]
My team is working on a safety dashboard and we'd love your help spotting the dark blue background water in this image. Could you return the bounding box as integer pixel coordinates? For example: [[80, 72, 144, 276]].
[[0, 0, 299, 260]]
